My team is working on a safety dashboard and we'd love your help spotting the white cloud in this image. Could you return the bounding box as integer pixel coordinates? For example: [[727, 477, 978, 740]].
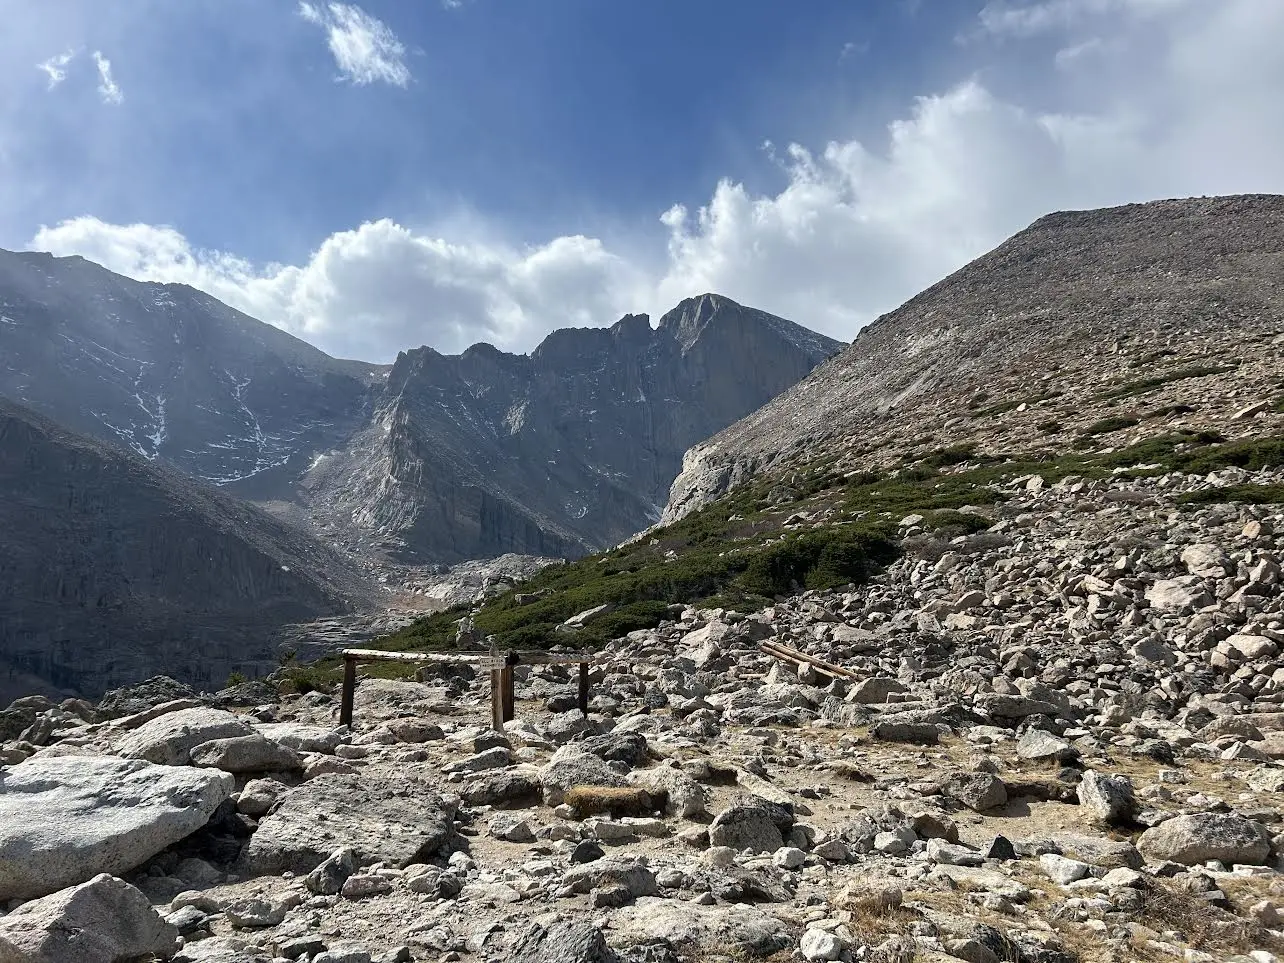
[[298, 2, 410, 87], [32, 217, 647, 361], [26, 0, 1284, 361], [977, 0, 1183, 38], [91, 51, 122, 104], [37, 49, 77, 90]]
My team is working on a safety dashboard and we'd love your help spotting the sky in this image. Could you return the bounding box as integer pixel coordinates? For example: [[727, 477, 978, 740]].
[[2, 0, 1282, 363]]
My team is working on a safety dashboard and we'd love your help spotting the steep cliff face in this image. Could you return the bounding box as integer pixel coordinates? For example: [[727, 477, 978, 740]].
[[302, 296, 842, 562], [0, 250, 384, 500], [0, 399, 364, 698], [663, 195, 1284, 520]]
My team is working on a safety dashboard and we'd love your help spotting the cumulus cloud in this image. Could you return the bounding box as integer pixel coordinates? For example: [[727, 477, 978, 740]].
[[298, 2, 410, 87], [37, 49, 77, 90], [32, 217, 647, 361], [92, 51, 122, 104], [27, 0, 1284, 360]]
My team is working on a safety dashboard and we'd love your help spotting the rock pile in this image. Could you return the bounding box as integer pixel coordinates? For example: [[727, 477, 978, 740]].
[[0, 468, 1281, 962]]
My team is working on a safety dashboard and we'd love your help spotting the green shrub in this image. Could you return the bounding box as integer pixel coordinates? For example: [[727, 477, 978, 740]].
[[1081, 416, 1140, 437], [1178, 484, 1284, 505], [1097, 365, 1233, 401], [922, 509, 993, 535], [1036, 420, 1062, 434]]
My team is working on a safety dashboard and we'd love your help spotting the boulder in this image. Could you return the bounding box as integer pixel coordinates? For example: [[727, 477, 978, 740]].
[[630, 764, 709, 819], [1077, 770, 1136, 826], [0, 874, 178, 963], [612, 898, 793, 957], [255, 722, 346, 754], [97, 676, 199, 719], [459, 767, 544, 807], [236, 778, 286, 818], [0, 756, 233, 900], [507, 921, 622, 963], [847, 677, 907, 704], [1145, 578, 1212, 613], [241, 772, 457, 876], [114, 708, 253, 765], [1137, 813, 1270, 866], [945, 772, 1008, 812], [540, 746, 629, 806], [708, 797, 793, 854], [1016, 730, 1079, 763], [190, 733, 303, 773]]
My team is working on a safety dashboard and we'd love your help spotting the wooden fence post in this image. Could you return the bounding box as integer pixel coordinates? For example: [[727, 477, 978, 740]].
[[577, 660, 590, 714], [339, 655, 357, 727], [490, 667, 504, 730], [500, 651, 516, 723]]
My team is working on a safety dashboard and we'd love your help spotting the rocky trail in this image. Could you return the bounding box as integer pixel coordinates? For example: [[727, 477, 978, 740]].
[[1, 457, 1282, 963]]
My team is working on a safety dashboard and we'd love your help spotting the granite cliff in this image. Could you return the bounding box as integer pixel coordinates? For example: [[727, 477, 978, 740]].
[[0, 398, 365, 699], [298, 294, 841, 562]]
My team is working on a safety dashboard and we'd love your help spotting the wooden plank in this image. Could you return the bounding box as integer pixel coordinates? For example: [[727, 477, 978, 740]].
[[339, 648, 489, 664], [577, 661, 590, 714], [759, 640, 863, 681]]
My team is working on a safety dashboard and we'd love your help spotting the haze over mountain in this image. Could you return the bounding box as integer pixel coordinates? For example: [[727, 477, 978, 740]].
[[0, 396, 365, 699]]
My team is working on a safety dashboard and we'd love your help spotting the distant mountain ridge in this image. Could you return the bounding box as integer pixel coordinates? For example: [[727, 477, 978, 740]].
[[302, 294, 844, 561], [0, 250, 839, 564]]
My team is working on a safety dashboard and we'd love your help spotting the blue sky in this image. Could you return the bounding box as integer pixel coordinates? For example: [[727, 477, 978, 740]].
[[3, 0, 1283, 361]]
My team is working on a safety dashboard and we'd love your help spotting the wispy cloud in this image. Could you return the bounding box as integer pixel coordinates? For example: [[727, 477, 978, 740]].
[[298, 2, 411, 87], [977, 0, 1184, 38], [92, 51, 123, 104], [839, 40, 870, 61], [37, 49, 77, 90]]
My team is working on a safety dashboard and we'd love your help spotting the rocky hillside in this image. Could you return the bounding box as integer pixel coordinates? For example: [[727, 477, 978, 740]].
[[0, 249, 385, 499], [301, 295, 841, 562], [0, 398, 368, 699], [664, 195, 1284, 522], [0, 445, 1280, 962]]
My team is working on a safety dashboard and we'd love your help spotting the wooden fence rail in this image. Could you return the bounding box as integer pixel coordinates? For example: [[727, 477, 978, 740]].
[[758, 640, 863, 681], [338, 647, 593, 729]]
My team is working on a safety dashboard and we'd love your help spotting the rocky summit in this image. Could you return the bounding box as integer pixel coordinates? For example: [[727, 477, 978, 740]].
[[0, 194, 1282, 963], [300, 294, 841, 563]]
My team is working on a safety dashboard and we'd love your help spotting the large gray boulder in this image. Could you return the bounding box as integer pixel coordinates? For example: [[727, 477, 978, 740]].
[[0, 874, 178, 963], [240, 772, 457, 876], [1077, 770, 1137, 826], [1137, 813, 1270, 866], [540, 746, 629, 806], [708, 797, 793, 854], [114, 707, 253, 765], [507, 921, 622, 963], [189, 733, 303, 773], [0, 756, 233, 900]]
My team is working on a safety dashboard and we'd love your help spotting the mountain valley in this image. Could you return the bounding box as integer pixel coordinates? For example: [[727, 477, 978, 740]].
[[1, 195, 1284, 963]]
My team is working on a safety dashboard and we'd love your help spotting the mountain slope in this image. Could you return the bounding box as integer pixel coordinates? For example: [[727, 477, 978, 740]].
[[0, 397, 367, 699], [664, 194, 1284, 520], [300, 295, 843, 562], [0, 250, 384, 500]]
